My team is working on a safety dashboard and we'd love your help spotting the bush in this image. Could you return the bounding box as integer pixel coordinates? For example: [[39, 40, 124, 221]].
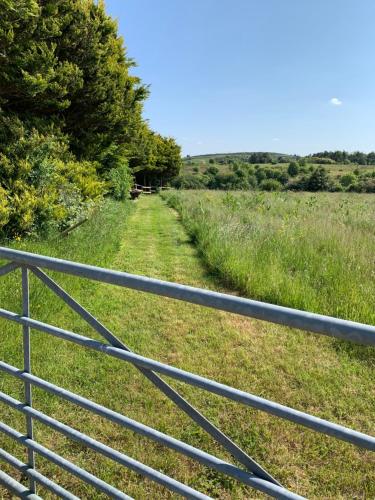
[[172, 174, 208, 189], [0, 186, 10, 231], [339, 173, 356, 187], [206, 166, 219, 176], [247, 175, 257, 188], [260, 179, 282, 191], [288, 162, 299, 176], [306, 167, 330, 191], [349, 178, 375, 193], [255, 168, 266, 183], [0, 129, 105, 237]]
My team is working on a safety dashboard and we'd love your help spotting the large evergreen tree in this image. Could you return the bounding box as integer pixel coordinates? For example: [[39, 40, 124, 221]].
[[0, 0, 181, 237]]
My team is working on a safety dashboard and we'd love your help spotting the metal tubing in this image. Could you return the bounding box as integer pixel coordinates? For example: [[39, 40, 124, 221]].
[[0, 247, 373, 344], [0, 308, 373, 451], [0, 261, 19, 277], [0, 360, 304, 500], [0, 448, 78, 500], [0, 422, 133, 500], [0, 469, 41, 499], [31, 266, 279, 486], [0, 391, 212, 500], [22, 266, 36, 493]]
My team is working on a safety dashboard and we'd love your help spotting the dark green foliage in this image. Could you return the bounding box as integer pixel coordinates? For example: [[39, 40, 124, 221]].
[[260, 179, 282, 191], [306, 167, 330, 191], [248, 152, 272, 164], [0, 0, 181, 237], [339, 173, 356, 187], [288, 162, 299, 177], [311, 150, 375, 165], [255, 168, 266, 183], [172, 174, 207, 189], [206, 166, 219, 176], [129, 125, 182, 185]]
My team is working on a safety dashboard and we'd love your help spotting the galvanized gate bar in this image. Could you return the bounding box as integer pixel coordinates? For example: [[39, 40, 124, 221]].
[[0, 422, 133, 500], [0, 360, 304, 500], [0, 448, 78, 500], [0, 247, 373, 344], [0, 247, 373, 499], [0, 392, 212, 500], [0, 307, 373, 451], [0, 261, 19, 277], [0, 469, 41, 500], [31, 266, 279, 486], [5, 306, 375, 450]]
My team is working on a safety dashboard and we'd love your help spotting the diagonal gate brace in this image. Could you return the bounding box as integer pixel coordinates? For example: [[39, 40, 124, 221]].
[[30, 265, 281, 487]]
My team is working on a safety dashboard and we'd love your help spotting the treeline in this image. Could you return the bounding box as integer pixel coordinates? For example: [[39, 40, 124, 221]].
[[0, 0, 181, 238], [311, 151, 375, 165], [174, 161, 375, 192]]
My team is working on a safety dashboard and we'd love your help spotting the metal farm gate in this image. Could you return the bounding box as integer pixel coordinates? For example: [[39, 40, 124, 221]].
[[0, 246, 373, 499]]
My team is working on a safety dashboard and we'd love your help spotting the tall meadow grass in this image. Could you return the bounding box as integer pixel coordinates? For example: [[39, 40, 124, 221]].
[[163, 190, 375, 325]]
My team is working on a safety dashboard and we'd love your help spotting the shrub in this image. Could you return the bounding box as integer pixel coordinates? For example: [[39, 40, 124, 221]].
[[247, 175, 257, 188], [288, 162, 299, 176], [0, 129, 105, 237], [306, 167, 330, 191], [0, 186, 10, 231], [350, 178, 375, 193], [255, 168, 266, 183], [339, 173, 356, 187], [260, 179, 282, 191], [206, 166, 219, 176], [107, 163, 132, 200], [172, 174, 207, 189], [274, 170, 289, 185]]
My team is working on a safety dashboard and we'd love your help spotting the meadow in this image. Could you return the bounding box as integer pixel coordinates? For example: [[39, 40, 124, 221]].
[[0, 195, 374, 499], [162, 190, 375, 325]]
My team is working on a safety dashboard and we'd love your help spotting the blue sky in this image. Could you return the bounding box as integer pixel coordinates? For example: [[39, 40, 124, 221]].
[[106, 0, 375, 156]]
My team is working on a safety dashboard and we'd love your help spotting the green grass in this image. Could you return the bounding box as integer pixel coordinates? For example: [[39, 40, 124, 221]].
[[162, 190, 375, 325], [0, 195, 374, 499]]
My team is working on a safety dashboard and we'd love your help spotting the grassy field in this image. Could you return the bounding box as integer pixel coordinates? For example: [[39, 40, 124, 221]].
[[0, 195, 374, 498], [162, 190, 375, 325]]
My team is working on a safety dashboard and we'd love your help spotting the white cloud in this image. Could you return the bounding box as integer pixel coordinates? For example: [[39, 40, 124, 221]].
[[330, 97, 342, 106]]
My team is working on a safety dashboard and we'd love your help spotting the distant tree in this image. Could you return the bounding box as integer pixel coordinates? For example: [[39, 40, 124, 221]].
[[306, 167, 329, 191], [275, 170, 290, 185], [255, 168, 266, 183], [209, 158, 215, 164], [248, 152, 272, 164], [351, 151, 367, 165], [288, 162, 299, 177]]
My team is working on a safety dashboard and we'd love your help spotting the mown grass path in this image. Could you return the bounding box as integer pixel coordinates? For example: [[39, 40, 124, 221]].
[[0, 196, 373, 499]]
